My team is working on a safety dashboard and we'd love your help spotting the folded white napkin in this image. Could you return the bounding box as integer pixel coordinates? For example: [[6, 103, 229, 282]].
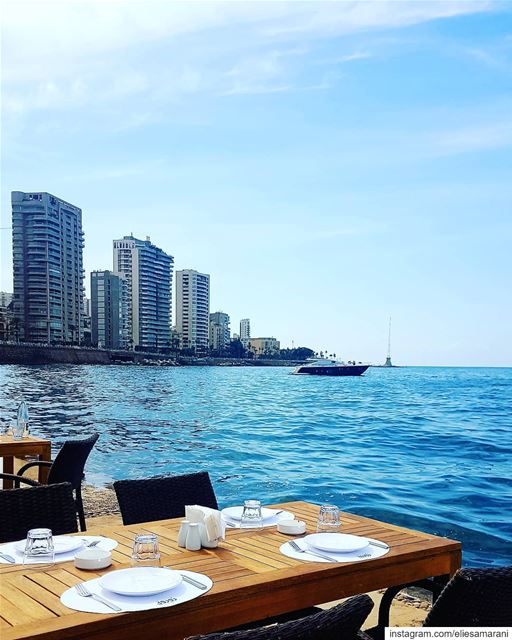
[[185, 505, 225, 542]]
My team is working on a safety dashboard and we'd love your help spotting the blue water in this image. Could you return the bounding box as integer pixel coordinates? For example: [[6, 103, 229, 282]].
[[1, 365, 511, 568]]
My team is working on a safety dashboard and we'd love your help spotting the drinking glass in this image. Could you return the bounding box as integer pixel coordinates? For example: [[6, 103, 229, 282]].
[[240, 500, 263, 529], [11, 419, 25, 440], [23, 528, 55, 564], [131, 533, 161, 567], [316, 504, 341, 533]]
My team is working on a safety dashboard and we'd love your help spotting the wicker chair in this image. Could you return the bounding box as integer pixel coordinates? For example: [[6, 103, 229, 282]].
[[362, 565, 512, 639], [423, 566, 512, 626], [113, 472, 219, 525], [0, 481, 78, 543], [9, 433, 99, 532], [186, 594, 374, 640]]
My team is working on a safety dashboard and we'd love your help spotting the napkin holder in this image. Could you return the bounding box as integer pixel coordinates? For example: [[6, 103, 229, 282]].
[[185, 505, 225, 548]]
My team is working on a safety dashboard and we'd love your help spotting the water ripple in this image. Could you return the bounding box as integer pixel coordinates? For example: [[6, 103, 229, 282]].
[[0, 364, 511, 567]]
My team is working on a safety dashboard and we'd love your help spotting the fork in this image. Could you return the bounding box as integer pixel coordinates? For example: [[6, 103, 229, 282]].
[[75, 582, 121, 612], [82, 539, 101, 548], [289, 540, 337, 562], [357, 553, 372, 559]]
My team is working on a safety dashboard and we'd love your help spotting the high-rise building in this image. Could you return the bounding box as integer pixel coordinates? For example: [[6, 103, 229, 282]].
[[90, 271, 128, 349], [113, 235, 173, 349], [240, 318, 251, 346], [209, 311, 230, 351], [11, 191, 84, 344], [176, 270, 210, 351]]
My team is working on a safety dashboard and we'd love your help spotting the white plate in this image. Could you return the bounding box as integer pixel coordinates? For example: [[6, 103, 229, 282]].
[[14, 535, 83, 555], [221, 506, 279, 521], [303, 533, 369, 553], [99, 567, 182, 597]]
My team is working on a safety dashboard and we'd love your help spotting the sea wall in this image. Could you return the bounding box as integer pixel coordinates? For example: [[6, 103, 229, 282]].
[[0, 343, 116, 365], [0, 343, 299, 367]]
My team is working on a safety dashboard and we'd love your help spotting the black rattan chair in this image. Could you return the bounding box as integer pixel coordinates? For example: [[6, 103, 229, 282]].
[[113, 472, 218, 525], [11, 433, 99, 531], [186, 594, 374, 640], [0, 481, 78, 543], [423, 566, 512, 626], [362, 565, 512, 639]]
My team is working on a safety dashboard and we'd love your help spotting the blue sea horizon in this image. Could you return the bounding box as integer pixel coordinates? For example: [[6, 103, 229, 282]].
[[1, 364, 511, 568]]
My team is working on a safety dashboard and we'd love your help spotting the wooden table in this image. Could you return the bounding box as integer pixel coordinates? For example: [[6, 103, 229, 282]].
[[0, 435, 52, 488], [0, 501, 461, 640]]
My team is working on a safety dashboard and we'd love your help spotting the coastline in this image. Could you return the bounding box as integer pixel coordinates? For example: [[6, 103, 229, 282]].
[[82, 484, 432, 628], [0, 343, 300, 367]]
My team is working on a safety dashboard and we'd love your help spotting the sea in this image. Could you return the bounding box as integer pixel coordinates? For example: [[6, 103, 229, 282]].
[[1, 364, 511, 568]]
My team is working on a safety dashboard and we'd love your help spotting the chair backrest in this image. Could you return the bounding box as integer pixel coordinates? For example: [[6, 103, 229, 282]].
[[0, 482, 78, 543], [113, 472, 219, 525], [424, 566, 512, 627], [186, 594, 374, 640], [48, 433, 99, 489]]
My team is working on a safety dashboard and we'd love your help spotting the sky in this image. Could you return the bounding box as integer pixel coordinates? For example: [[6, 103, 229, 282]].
[[1, 0, 511, 366]]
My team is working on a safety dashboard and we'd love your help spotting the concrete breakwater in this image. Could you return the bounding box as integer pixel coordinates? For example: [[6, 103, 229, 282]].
[[0, 343, 299, 367]]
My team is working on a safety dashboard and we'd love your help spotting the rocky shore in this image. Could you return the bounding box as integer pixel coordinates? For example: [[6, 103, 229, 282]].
[[83, 485, 432, 627]]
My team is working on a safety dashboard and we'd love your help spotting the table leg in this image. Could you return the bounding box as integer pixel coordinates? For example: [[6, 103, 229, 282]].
[[39, 443, 52, 484], [370, 576, 450, 640], [3, 455, 14, 489]]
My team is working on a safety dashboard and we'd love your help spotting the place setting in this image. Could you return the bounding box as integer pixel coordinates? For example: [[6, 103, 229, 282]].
[[221, 499, 294, 529], [60, 533, 213, 614], [0, 528, 118, 565], [279, 504, 390, 563]]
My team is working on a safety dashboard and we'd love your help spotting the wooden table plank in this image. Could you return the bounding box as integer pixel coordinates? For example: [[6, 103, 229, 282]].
[[0, 501, 462, 640], [11, 574, 72, 616]]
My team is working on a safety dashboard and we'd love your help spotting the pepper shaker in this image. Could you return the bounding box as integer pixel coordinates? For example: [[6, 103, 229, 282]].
[[185, 523, 201, 551]]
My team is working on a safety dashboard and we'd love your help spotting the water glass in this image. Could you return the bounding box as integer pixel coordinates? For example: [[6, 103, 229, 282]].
[[316, 504, 341, 534], [240, 499, 263, 529], [11, 420, 25, 440], [131, 533, 161, 567], [23, 528, 55, 564]]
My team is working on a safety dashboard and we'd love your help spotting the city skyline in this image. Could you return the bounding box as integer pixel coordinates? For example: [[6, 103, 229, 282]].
[[2, 1, 511, 365]]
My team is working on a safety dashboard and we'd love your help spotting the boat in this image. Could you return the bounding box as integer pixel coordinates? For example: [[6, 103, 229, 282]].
[[293, 358, 370, 376]]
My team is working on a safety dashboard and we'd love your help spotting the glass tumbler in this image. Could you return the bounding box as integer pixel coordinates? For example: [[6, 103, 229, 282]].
[[240, 500, 263, 529], [316, 504, 341, 533], [23, 528, 55, 564], [11, 420, 25, 440], [131, 533, 161, 567]]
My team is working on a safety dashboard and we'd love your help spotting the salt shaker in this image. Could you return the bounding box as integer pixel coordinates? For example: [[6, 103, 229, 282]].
[[185, 523, 201, 551], [177, 520, 190, 548]]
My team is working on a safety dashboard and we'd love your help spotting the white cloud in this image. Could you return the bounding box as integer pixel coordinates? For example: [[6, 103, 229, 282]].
[[431, 122, 512, 155], [1, 0, 496, 117]]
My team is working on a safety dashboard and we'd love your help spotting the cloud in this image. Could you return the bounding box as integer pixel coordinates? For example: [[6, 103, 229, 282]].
[[431, 122, 512, 155], [1, 0, 496, 118]]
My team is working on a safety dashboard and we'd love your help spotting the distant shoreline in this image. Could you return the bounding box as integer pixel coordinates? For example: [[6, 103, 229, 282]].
[[0, 342, 301, 367]]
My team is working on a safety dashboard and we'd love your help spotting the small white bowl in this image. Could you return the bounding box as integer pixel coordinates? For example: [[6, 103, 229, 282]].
[[74, 548, 112, 570], [277, 520, 306, 535]]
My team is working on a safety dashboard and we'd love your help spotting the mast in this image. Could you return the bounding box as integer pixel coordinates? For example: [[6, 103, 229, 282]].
[[384, 317, 393, 367]]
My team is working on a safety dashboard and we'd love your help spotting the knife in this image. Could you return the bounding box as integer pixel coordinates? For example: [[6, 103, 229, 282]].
[[369, 540, 389, 549], [180, 573, 209, 590], [0, 551, 16, 563]]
